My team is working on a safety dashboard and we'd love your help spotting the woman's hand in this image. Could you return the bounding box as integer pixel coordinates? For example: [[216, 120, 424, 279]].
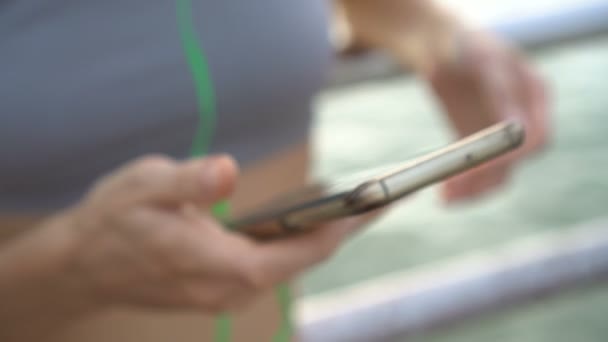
[[428, 31, 550, 203], [67, 154, 372, 311], [338, 0, 550, 203], [0, 154, 372, 340]]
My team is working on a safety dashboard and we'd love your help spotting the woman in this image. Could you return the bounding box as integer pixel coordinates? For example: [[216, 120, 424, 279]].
[[0, 0, 548, 341]]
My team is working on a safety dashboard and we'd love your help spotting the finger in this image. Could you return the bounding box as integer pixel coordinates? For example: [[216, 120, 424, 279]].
[[151, 155, 238, 207], [512, 57, 551, 153], [248, 213, 377, 286], [443, 174, 473, 202], [123, 204, 253, 286], [469, 163, 510, 196], [126, 154, 238, 207], [180, 211, 380, 297], [175, 279, 250, 313], [427, 36, 499, 137], [85, 155, 176, 205], [478, 53, 515, 123], [442, 159, 511, 203]]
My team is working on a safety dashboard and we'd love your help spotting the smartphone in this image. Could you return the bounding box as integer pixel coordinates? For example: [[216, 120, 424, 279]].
[[227, 120, 524, 240]]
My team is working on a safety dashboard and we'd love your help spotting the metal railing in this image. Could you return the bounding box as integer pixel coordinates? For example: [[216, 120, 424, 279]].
[[328, 0, 608, 88], [298, 219, 608, 341]]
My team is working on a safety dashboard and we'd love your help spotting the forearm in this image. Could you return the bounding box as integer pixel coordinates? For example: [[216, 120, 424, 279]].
[[337, 0, 465, 73], [0, 213, 91, 341]]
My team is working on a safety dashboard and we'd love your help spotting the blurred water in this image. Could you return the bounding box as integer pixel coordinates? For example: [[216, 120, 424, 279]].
[[302, 33, 608, 341]]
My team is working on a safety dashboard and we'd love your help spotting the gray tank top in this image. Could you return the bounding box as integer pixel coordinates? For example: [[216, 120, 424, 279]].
[[0, 0, 332, 212]]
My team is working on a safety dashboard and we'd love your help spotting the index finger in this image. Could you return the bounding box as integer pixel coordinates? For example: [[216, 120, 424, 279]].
[[250, 211, 381, 285]]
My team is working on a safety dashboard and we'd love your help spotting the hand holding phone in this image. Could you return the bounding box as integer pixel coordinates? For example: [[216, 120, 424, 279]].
[[228, 120, 524, 240]]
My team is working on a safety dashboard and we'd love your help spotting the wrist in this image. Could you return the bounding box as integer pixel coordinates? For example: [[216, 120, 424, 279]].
[[0, 211, 99, 339], [36, 210, 104, 314], [339, 0, 472, 74]]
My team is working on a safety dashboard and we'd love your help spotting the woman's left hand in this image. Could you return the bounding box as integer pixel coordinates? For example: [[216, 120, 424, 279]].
[[427, 31, 550, 203]]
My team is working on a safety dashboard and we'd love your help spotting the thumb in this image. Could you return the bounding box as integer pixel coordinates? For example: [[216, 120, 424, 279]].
[[137, 154, 239, 207]]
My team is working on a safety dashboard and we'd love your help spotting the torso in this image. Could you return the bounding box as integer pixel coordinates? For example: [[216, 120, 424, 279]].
[[0, 0, 332, 211], [0, 0, 332, 340]]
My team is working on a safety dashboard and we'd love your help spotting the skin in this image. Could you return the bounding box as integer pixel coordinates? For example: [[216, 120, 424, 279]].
[[0, 1, 550, 341], [340, 0, 550, 202], [0, 152, 380, 341]]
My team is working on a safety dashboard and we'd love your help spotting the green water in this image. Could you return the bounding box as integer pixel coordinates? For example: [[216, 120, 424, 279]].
[[302, 34, 608, 340]]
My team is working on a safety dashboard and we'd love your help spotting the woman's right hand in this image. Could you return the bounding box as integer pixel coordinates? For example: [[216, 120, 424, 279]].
[[50, 154, 367, 314]]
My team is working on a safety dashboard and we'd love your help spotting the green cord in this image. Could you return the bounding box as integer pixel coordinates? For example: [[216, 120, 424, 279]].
[[176, 0, 215, 158], [176, 1, 293, 341], [214, 314, 233, 342], [272, 284, 294, 342]]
